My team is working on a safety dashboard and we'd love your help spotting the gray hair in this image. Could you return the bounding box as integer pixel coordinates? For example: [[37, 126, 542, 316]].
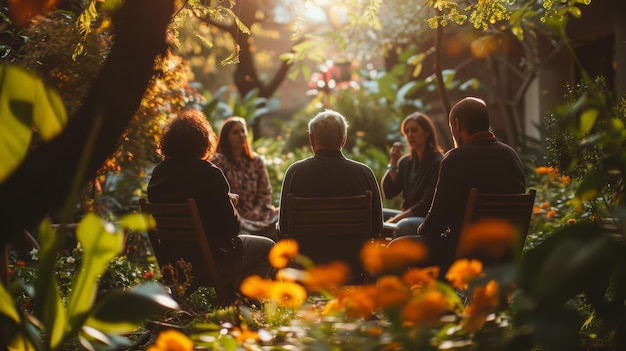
[[308, 109, 349, 150]]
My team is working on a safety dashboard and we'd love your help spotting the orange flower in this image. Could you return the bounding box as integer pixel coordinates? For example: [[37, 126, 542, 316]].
[[269, 281, 307, 309], [402, 286, 451, 327], [147, 329, 194, 351], [338, 285, 378, 319], [463, 280, 500, 332], [547, 209, 556, 218], [561, 175, 571, 185], [402, 267, 439, 289], [456, 219, 517, 263], [567, 218, 577, 224], [533, 205, 541, 214], [240, 275, 272, 299], [232, 325, 260, 344], [535, 166, 552, 174], [361, 239, 427, 276], [540, 202, 550, 209], [376, 275, 410, 308], [301, 261, 349, 291], [445, 259, 483, 290], [269, 239, 299, 269]]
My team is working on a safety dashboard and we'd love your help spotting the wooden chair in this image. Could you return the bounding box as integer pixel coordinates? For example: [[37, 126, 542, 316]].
[[139, 198, 234, 305], [456, 188, 537, 265], [283, 191, 376, 282]]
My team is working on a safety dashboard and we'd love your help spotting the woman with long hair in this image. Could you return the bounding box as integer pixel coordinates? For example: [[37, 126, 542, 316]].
[[381, 112, 445, 237], [211, 116, 278, 239]]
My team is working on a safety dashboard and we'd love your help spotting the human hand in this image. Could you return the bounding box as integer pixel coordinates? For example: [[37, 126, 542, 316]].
[[390, 141, 403, 166]]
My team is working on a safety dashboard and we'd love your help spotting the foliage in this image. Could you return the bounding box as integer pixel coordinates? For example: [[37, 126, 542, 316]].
[[9, 8, 204, 220], [1, 214, 177, 351], [0, 65, 67, 183], [545, 77, 626, 215], [141, 220, 624, 351]]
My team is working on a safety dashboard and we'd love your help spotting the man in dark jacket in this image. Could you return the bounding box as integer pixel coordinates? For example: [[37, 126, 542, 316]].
[[277, 109, 384, 277], [389, 97, 526, 275]]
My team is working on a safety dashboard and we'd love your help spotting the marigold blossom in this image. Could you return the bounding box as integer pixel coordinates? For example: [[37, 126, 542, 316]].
[[456, 219, 517, 262], [147, 329, 194, 351], [547, 209, 556, 218], [269, 281, 307, 309], [463, 280, 500, 332], [361, 239, 427, 276], [338, 285, 378, 319], [402, 286, 451, 327], [402, 267, 439, 289], [445, 259, 483, 290], [376, 275, 410, 308], [240, 275, 272, 299], [269, 239, 299, 269], [301, 261, 349, 291]]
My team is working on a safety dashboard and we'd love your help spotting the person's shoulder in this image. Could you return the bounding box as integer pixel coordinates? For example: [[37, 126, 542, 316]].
[[211, 152, 227, 163]]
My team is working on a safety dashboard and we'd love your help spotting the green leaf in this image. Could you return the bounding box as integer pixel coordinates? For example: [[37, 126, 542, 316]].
[[79, 327, 132, 351], [67, 214, 124, 326], [86, 283, 179, 333], [0, 283, 20, 323], [578, 108, 598, 133], [118, 213, 155, 232], [0, 65, 67, 183], [45, 279, 68, 349]]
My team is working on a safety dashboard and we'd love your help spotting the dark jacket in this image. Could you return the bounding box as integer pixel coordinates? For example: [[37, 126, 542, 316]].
[[147, 157, 240, 253], [381, 150, 443, 217], [417, 138, 526, 270], [278, 149, 384, 236]]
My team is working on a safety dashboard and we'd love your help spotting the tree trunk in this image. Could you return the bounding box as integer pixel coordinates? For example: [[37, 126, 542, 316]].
[[0, 0, 175, 243]]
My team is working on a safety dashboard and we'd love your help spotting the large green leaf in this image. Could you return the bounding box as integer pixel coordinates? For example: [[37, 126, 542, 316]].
[[35, 218, 68, 348], [85, 282, 179, 334], [67, 214, 124, 326], [0, 65, 67, 183], [0, 283, 20, 323]]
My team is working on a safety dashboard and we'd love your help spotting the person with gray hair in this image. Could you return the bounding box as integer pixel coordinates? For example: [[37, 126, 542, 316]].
[[277, 109, 384, 279]]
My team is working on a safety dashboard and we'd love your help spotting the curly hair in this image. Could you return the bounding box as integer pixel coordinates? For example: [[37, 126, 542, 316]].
[[158, 109, 217, 160]]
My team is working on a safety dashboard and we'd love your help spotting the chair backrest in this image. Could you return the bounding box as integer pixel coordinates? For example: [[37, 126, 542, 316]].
[[456, 188, 537, 265], [284, 191, 374, 279], [139, 198, 232, 304]]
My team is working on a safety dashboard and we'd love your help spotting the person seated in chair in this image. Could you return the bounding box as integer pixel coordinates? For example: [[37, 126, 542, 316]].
[[148, 109, 275, 296], [388, 97, 526, 276], [277, 109, 384, 280]]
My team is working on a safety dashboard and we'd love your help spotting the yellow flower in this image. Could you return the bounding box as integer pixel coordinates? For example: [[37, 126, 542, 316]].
[[301, 261, 349, 291], [269, 239, 299, 269], [240, 275, 272, 299], [463, 280, 500, 332], [147, 329, 194, 351], [445, 259, 483, 290], [269, 281, 307, 309], [456, 219, 517, 263], [361, 239, 427, 276], [402, 286, 451, 327]]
